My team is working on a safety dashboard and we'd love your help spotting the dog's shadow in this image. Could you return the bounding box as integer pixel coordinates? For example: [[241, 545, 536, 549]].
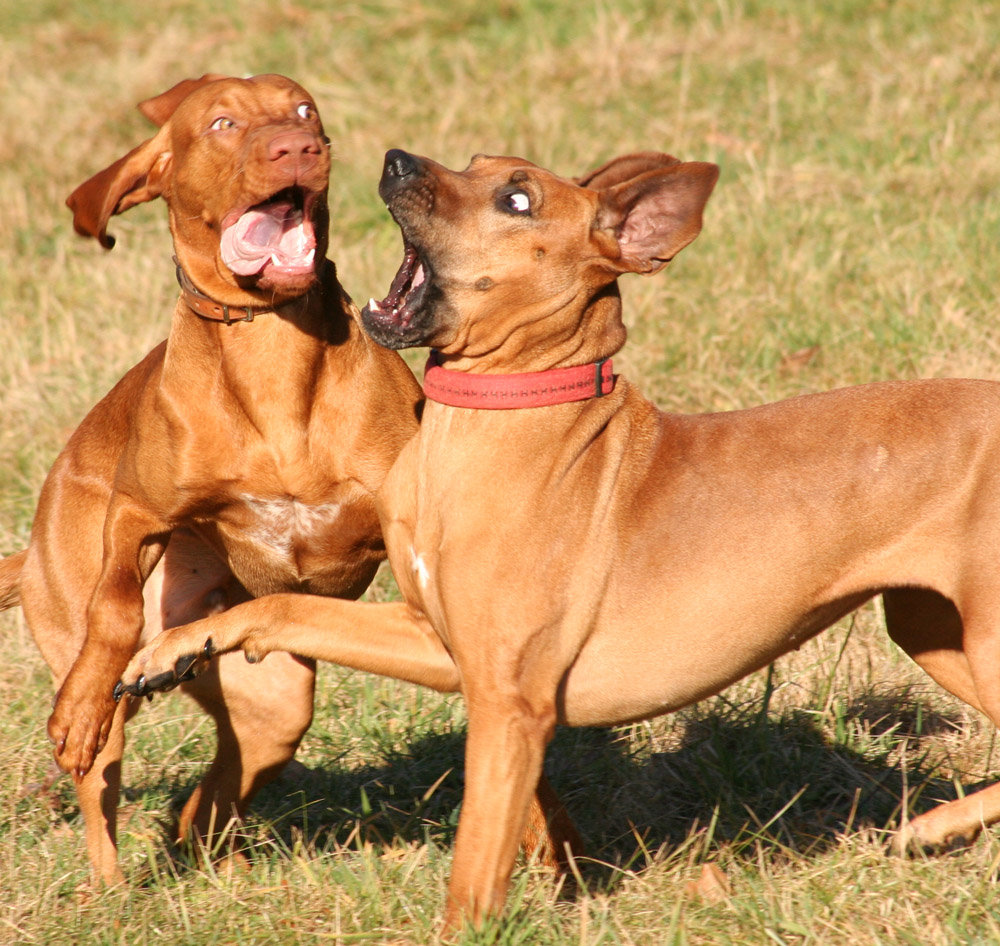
[[546, 688, 973, 872], [161, 684, 976, 892]]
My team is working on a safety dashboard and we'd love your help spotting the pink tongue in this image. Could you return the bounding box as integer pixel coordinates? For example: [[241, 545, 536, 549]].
[[220, 201, 315, 276]]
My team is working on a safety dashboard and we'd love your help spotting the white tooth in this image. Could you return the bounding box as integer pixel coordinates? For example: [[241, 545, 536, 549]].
[[271, 252, 282, 266], [367, 297, 382, 311]]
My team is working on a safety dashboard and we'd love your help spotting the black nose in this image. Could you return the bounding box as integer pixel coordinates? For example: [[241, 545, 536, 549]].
[[384, 149, 419, 181]]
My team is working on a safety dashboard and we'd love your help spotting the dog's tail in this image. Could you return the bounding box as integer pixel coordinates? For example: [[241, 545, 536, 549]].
[[0, 549, 27, 611]]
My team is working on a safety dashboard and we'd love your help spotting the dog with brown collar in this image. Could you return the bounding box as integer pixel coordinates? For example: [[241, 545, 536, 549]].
[[0, 75, 426, 883]]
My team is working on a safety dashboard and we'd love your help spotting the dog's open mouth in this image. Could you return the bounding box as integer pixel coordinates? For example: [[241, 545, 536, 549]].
[[220, 187, 317, 277], [362, 239, 432, 329]]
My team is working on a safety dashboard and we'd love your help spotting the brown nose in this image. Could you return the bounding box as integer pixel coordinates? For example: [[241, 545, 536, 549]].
[[267, 131, 321, 167]]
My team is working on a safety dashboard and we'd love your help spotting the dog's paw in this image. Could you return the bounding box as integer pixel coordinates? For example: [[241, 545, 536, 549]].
[[892, 816, 980, 858], [48, 692, 116, 778], [117, 637, 217, 699]]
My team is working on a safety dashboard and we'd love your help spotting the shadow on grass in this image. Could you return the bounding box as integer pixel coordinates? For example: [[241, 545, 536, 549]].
[[548, 689, 974, 869], [142, 684, 982, 894]]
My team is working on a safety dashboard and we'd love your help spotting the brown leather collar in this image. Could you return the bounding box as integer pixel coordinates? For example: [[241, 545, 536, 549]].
[[174, 258, 274, 324]]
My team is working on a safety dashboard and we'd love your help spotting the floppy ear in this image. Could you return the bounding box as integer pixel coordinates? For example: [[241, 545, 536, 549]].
[[65, 75, 227, 249], [575, 151, 681, 189], [65, 129, 174, 249], [138, 73, 227, 126], [595, 161, 719, 274]]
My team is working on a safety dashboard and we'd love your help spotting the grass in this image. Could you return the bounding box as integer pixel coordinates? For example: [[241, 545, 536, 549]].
[[3, 0, 1000, 942]]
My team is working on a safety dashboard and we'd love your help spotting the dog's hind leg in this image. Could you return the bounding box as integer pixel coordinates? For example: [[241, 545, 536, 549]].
[[175, 650, 315, 855], [884, 588, 982, 711], [149, 531, 315, 857], [884, 586, 1000, 853], [74, 697, 140, 883]]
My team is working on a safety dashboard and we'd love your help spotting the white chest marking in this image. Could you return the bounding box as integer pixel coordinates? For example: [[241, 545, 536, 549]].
[[241, 495, 342, 557], [411, 548, 431, 589]]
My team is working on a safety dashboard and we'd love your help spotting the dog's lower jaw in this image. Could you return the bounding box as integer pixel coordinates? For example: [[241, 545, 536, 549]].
[[360, 312, 424, 350], [246, 264, 321, 299], [174, 208, 330, 311], [361, 298, 449, 351]]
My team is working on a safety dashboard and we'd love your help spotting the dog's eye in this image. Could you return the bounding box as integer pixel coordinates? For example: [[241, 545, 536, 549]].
[[500, 190, 531, 215], [297, 102, 317, 121], [210, 116, 234, 131]]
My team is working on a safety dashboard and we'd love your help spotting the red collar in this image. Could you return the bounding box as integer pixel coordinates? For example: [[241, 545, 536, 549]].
[[423, 351, 615, 409]]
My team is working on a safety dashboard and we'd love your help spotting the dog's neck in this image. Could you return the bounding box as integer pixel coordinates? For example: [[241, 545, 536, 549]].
[[435, 281, 627, 377], [174, 259, 324, 324], [165, 260, 356, 432]]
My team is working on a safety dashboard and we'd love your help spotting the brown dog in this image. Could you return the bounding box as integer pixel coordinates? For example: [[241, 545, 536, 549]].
[[119, 148, 1000, 930], [0, 75, 427, 883]]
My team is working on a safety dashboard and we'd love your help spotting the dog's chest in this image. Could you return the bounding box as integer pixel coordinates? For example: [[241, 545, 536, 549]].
[[205, 489, 381, 596], [239, 494, 343, 556]]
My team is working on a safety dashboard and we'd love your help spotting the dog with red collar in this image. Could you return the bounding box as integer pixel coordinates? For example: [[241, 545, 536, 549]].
[[121, 148, 1000, 931]]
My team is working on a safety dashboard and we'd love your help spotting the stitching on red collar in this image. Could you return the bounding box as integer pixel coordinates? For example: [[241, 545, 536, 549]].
[[423, 352, 615, 409]]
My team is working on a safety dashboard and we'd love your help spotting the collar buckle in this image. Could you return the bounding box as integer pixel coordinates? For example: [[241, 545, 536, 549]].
[[220, 304, 255, 325], [594, 357, 609, 397]]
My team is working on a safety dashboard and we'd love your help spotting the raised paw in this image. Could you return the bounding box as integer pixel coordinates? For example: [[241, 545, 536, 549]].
[[117, 637, 216, 699], [48, 689, 117, 777]]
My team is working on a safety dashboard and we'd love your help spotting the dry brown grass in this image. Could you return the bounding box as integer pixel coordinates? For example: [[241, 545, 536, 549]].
[[3, 1, 1000, 942]]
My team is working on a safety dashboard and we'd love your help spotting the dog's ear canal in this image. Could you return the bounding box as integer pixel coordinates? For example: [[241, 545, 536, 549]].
[[595, 161, 720, 275]]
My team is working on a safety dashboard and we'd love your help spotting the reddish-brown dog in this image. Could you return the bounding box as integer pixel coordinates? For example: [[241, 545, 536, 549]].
[[120, 148, 1000, 931], [0, 75, 426, 883]]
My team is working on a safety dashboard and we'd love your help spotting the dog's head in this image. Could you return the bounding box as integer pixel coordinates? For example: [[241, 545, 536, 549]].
[[362, 150, 718, 364], [66, 74, 331, 304]]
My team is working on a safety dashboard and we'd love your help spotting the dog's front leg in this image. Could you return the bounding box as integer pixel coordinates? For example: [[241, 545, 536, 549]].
[[118, 596, 586, 905], [48, 497, 170, 777], [117, 595, 461, 695], [444, 686, 558, 932]]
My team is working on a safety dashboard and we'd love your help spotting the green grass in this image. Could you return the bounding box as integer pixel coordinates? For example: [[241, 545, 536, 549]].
[[4, 0, 1000, 942]]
